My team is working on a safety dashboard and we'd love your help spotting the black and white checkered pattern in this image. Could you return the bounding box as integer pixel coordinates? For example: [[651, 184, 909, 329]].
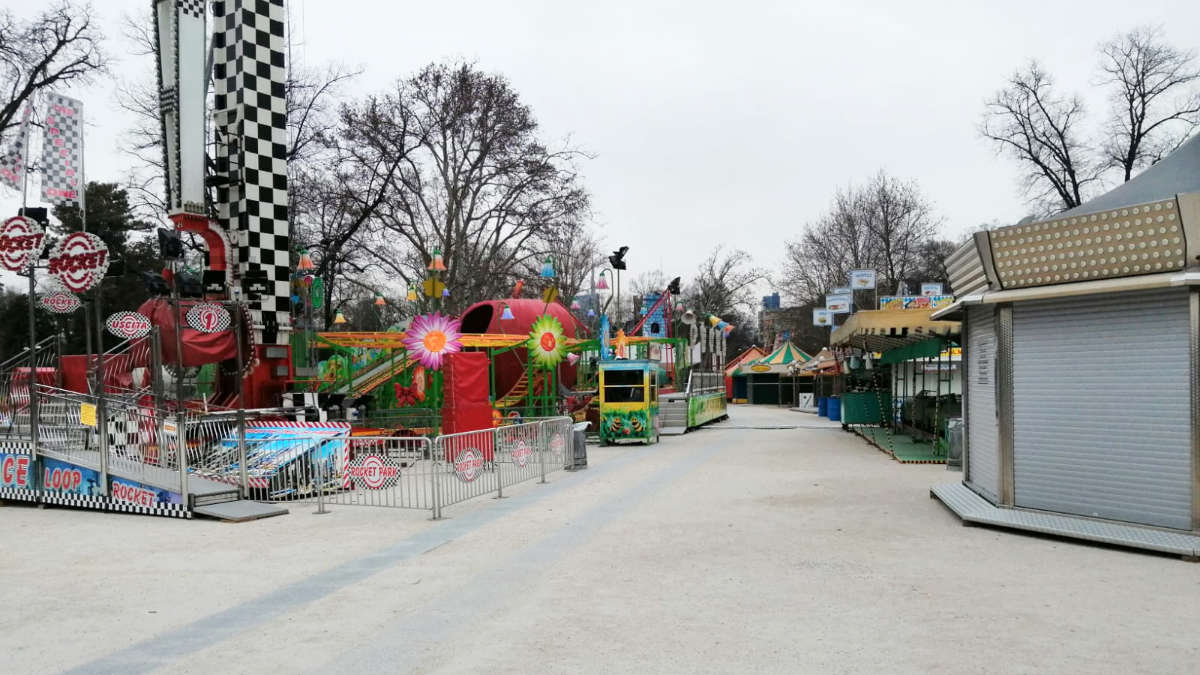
[[0, 439, 34, 454], [41, 489, 191, 518], [40, 490, 108, 511], [40, 94, 83, 205], [213, 0, 292, 346], [106, 411, 147, 458], [177, 0, 205, 18], [0, 486, 39, 503], [108, 499, 190, 519]]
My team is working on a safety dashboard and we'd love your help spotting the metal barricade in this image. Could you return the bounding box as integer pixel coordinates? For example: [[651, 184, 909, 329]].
[[539, 417, 574, 472], [495, 421, 543, 489], [433, 427, 497, 514], [258, 435, 435, 509]]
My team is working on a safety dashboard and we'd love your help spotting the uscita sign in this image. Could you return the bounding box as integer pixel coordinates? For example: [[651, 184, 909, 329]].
[[106, 311, 152, 339]]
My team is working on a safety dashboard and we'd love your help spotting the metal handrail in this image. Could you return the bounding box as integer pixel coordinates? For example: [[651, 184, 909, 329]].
[[0, 335, 58, 371]]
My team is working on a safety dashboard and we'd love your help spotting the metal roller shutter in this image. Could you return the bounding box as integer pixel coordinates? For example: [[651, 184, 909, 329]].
[[1012, 288, 1192, 530], [966, 306, 1000, 502]]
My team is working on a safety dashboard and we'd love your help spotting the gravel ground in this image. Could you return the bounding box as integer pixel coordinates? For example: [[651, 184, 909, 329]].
[[1, 404, 1197, 674]]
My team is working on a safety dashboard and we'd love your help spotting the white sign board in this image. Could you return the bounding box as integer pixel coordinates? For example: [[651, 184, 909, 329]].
[[813, 308, 832, 327], [921, 282, 944, 297], [825, 293, 852, 314], [849, 270, 876, 290]]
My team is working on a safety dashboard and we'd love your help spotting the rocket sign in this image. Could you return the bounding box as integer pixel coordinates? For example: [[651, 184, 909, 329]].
[[0, 216, 46, 271], [48, 232, 109, 293]]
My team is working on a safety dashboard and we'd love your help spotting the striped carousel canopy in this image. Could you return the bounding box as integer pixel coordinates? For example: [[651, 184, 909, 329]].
[[738, 342, 812, 375]]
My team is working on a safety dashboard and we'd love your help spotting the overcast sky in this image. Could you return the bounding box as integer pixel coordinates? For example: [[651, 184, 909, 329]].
[[5, 0, 1200, 296]]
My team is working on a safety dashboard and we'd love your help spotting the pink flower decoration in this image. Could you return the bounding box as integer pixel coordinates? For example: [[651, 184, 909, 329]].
[[403, 312, 463, 371]]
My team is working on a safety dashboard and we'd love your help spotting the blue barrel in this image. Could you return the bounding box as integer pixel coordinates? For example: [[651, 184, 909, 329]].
[[828, 396, 841, 422], [817, 397, 828, 417]]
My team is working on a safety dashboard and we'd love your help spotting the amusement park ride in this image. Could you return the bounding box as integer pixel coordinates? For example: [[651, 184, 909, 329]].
[[0, 0, 732, 520]]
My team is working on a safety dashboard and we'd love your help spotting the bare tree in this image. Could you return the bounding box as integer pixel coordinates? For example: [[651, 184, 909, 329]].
[[781, 171, 940, 304], [861, 171, 939, 288], [0, 2, 105, 137], [1098, 26, 1200, 182], [292, 94, 420, 325], [683, 246, 764, 319], [981, 62, 1100, 213], [370, 61, 592, 313], [520, 217, 602, 314]]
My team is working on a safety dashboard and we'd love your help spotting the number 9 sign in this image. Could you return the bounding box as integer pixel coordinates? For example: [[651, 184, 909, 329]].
[[186, 303, 231, 333]]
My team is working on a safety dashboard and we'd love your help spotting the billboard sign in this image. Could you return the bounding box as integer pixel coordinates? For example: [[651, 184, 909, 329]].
[[849, 270, 876, 290]]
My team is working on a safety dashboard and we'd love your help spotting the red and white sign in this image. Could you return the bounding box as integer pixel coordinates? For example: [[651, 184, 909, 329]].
[[43, 466, 84, 492], [512, 439, 533, 468], [454, 448, 484, 483], [186, 303, 231, 333], [346, 455, 400, 490], [40, 291, 81, 314], [106, 311, 152, 339], [48, 231, 109, 293], [111, 481, 156, 507], [2, 455, 31, 488], [0, 216, 46, 271]]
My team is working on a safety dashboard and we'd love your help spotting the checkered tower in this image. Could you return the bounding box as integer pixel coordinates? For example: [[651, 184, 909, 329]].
[[212, 0, 292, 346]]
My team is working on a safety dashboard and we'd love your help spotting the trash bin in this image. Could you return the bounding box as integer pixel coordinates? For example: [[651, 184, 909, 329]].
[[817, 397, 828, 417], [827, 396, 841, 422], [568, 421, 589, 471], [945, 417, 963, 470]]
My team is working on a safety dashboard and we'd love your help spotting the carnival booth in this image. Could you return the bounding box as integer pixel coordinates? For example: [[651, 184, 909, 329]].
[[724, 346, 766, 402], [801, 348, 841, 415], [931, 134, 1200, 556], [598, 360, 658, 444], [738, 342, 812, 406], [831, 308, 960, 463]]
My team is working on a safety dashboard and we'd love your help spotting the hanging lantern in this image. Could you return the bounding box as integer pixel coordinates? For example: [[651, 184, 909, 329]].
[[570, 299, 581, 310], [567, 352, 580, 366], [333, 311, 347, 325], [540, 258, 555, 278], [708, 315, 720, 327], [501, 303, 515, 320], [587, 308, 595, 317], [716, 320, 728, 330], [724, 324, 735, 335], [596, 271, 609, 290], [675, 303, 684, 312], [374, 294, 386, 307], [297, 250, 315, 271], [406, 287, 417, 302], [442, 288, 450, 298], [427, 248, 447, 272]]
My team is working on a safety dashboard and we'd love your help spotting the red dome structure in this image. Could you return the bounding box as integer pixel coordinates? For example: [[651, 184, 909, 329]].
[[459, 299, 589, 403]]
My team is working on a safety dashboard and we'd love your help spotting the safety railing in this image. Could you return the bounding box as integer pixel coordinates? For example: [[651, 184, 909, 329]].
[[276, 436, 435, 509], [433, 427, 498, 512], [32, 385, 186, 495]]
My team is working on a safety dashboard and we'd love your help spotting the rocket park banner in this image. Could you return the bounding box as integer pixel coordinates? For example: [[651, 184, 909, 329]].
[[41, 94, 83, 205], [0, 103, 33, 191]]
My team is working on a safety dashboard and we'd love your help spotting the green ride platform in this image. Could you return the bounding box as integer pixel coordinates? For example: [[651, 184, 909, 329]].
[[852, 426, 946, 464]]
